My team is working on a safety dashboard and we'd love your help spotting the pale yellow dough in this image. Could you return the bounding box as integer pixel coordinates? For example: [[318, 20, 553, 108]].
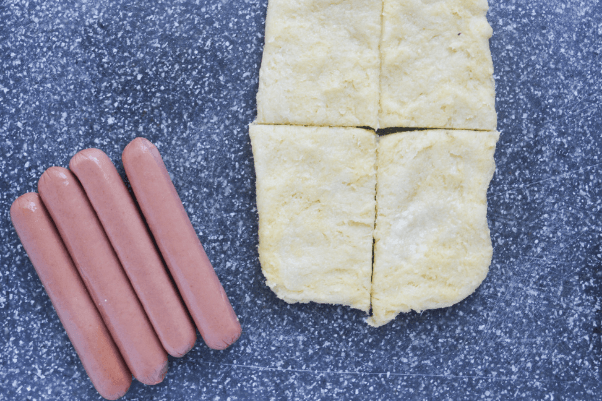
[[255, 0, 381, 128], [249, 124, 377, 312], [368, 130, 498, 327], [379, 0, 497, 130]]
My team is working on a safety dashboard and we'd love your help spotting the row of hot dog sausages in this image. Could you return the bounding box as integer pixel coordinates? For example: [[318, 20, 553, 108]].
[[10, 137, 241, 399]]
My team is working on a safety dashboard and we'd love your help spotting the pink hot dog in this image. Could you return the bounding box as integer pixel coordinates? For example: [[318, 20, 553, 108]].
[[69, 148, 196, 358], [122, 137, 241, 350], [10, 192, 132, 400], [38, 167, 168, 385]]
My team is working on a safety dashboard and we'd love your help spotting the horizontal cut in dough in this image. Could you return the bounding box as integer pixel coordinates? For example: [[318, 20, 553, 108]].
[[249, 124, 377, 312], [379, 0, 497, 130], [256, 0, 381, 128], [369, 130, 498, 327]]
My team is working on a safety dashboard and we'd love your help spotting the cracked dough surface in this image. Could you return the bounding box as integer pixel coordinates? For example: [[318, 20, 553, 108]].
[[256, 0, 381, 128], [379, 0, 497, 130], [369, 130, 498, 327], [250, 124, 377, 312]]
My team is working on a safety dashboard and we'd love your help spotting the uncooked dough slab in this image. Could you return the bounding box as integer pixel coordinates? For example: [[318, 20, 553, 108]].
[[369, 130, 498, 327], [379, 0, 497, 130], [255, 0, 381, 128], [249, 124, 377, 312]]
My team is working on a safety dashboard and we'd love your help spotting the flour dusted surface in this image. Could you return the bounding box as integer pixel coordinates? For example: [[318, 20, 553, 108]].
[[250, 124, 377, 312], [379, 0, 497, 130], [256, 0, 381, 128], [369, 130, 498, 327]]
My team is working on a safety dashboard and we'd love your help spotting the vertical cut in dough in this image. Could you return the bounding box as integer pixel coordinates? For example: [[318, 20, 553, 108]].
[[250, 124, 377, 312], [379, 0, 497, 130], [256, 0, 382, 128], [369, 130, 498, 327]]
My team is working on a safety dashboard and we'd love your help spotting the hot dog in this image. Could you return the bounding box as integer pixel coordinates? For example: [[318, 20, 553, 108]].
[[69, 148, 196, 357], [38, 167, 168, 385], [122, 138, 241, 350], [10, 193, 132, 400]]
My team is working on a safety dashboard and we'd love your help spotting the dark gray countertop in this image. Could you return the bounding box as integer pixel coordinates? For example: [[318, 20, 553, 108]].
[[1, 0, 601, 399]]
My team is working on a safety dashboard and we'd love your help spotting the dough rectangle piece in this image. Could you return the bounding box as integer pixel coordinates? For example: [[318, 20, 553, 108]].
[[256, 0, 382, 128], [250, 124, 377, 312], [369, 130, 498, 327], [379, 0, 497, 130]]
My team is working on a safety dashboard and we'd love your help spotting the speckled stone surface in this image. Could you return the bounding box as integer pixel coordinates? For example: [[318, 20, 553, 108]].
[[1, 0, 601, 399]]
